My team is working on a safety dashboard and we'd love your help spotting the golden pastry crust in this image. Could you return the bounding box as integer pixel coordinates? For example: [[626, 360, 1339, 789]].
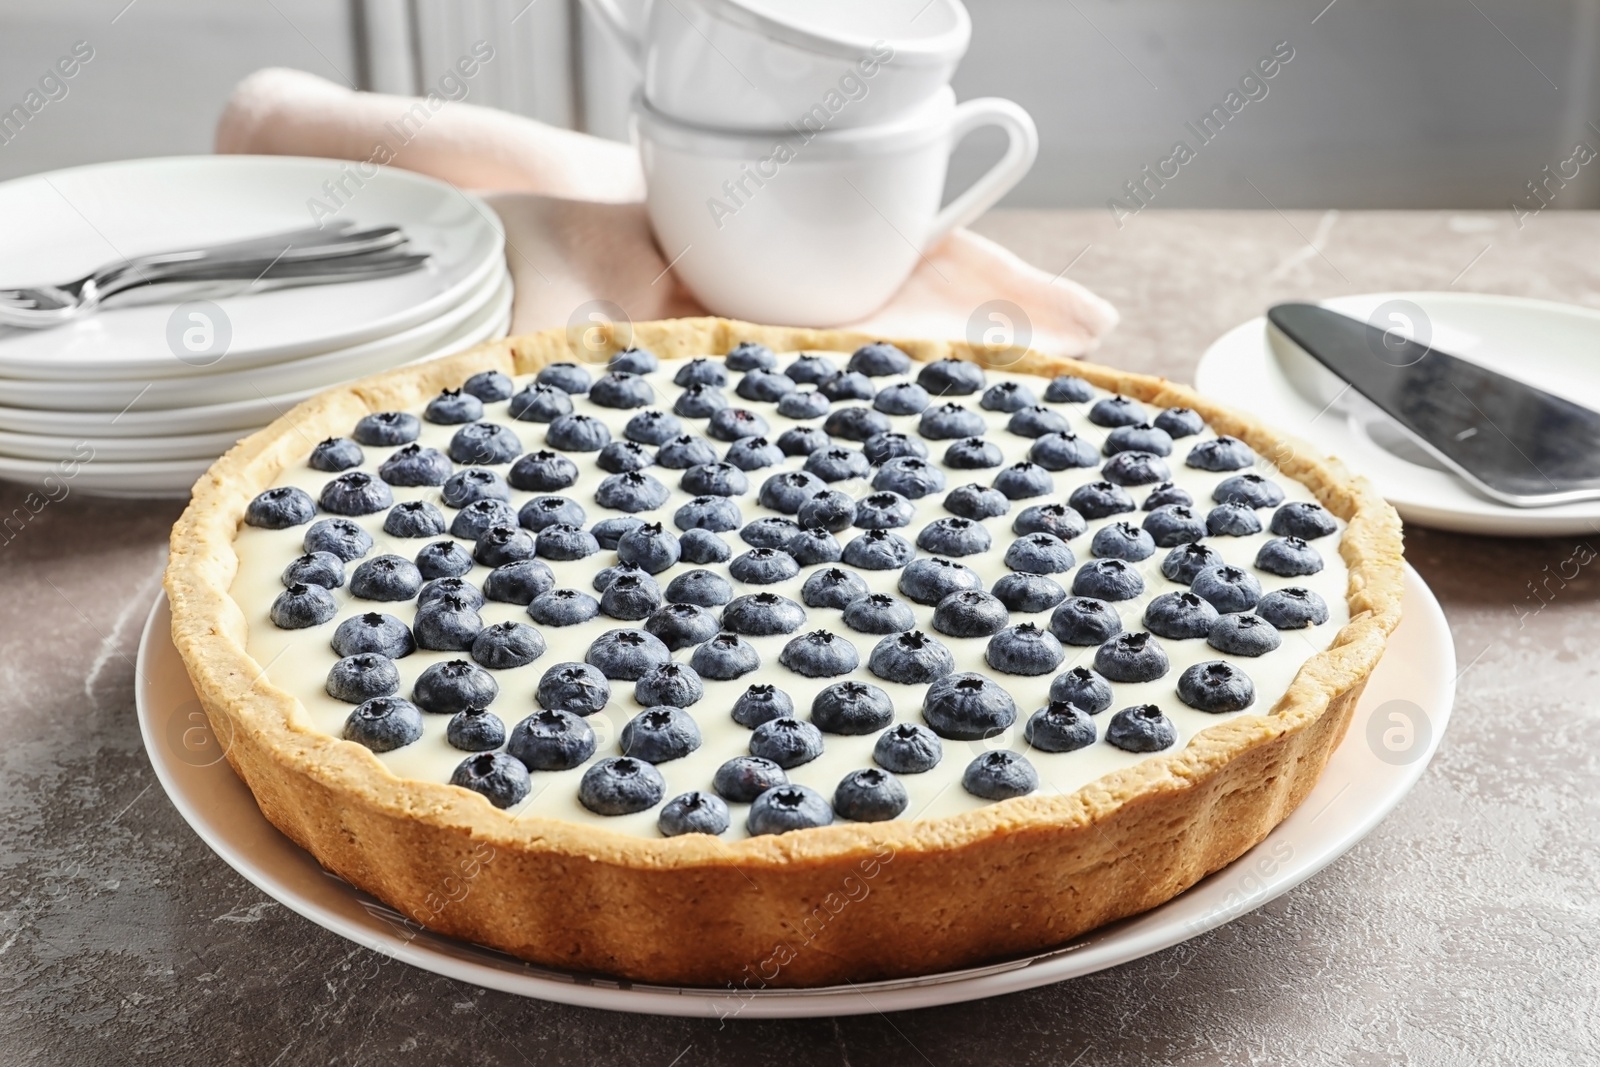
[[164, 318, 1404, 987]]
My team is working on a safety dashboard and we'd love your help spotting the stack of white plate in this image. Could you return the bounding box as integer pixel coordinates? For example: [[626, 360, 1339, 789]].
[[0, 156, 511, 498]]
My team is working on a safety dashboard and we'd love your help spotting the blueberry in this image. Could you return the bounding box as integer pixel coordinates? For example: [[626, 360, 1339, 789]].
[[875, 458, 947, 501], [507, 449, 578, 491], [841, 593, 917, 635], [1028, 431, 1100, 470], [658, 791, 730, 837], [536, 361, 593, 394], [1257, 587, 1330, 629], [1072, 558, 1144, 601], [854, 491, 914, 529], [725, 435, 784, 471], [1009, 405, 1070, 438], [750, 717, 825, 768], [508, 709, 597, 770], [447, 498, 515, 541], [848, 341, 911, 377], [1091, 521, 1155, 562], [424, 388, 484, 425], [842, 529, 915, 570], [1143, 591, 1221, 640], [508, 383, 574, 422], [1161, 542, 1224, 585], [419, 576, 485, 610], [282, 551, 344, 589], [899, 557, 982, 605], [412, 659, 498, 714], [1105, 704, 1177, 752], [415, 539, 474, 580], [621, 706, 702, 763], [797, 489, 856, 532], [723, 592, 807, 636], [595, 470, 671, 512], [777, 390, 831, 419], [319, 472, 392, 516], [918, 402, 984, 440], [470, 620, 547, 669], [993, 573, 1068, 613], [590, 371, 654, 409], [1044, 375, 1094, 403], [442, 467, 511, 508], [675, 358, 729, 387], [599, 573, 663, 620], [1142, 482, 1195, 511], [1191, 565, 1262, 613], [1005, 532, 1076, 574], [679, 528, 732, 564], [643, 602, 722, 650], [736, 368, 797, 403], [1049, 596, 1123, 646], [270, 581, 334, 630], [353, 411, 420, 446], [931, 590, 1009, 638], [726, 340, 778, 371], [713, 756, 787, 803], [986, 623, 1065, 675], [534, 661, 610, 715], [656, 434, 719, 470], [922, 673, 1017, 740], [732, 684, 794, 728], [585, 628, 670, 681], [413, 595, 483, 651], [1094, 631, 1170, 683], [309, 436, 364, 474], [617, 522, 681, 574], [707, 407, 769, 442], [804, 446, 871, 483], [343, 696, 424, 752], [980, 381, 1037, 413], [1177, 660, 1256, 713], [784, 353, 837, 384], [729, 547, 800, 585], [1088, 395, 1146, 428], [325, 653, 400, 703], [943, 483, 1010, 521], [758, 470, 826, 514], [1208, 613, 1282, 656], [801, 567, 869, 609], [1206, 502, 1263, 537], [1049, 666, 1114, 714], [546, 413, 610, 452], [913, 517, 989, 557], [874, 381, 931, 416], [779, 630, 859, 678], [673, 383, 728, 419], [823, 405, 892, 442], [1142, 504, 1207, 547], [868, 630, 955, 684], [1103, 423, 1174, 457], [962, 751, 1037, 800], [527, 588, 600, 626], [1186, 435, 1256, 472], [1270, 501, 1339, 540], [446, 707, 507, 752], [740, 516, 801, 549], [609, 346, 658, 375], [1153, 406, 1205, 438], [462, 369, 514, 402], [943, 436, 1004, 470], [514, 495, 583, 533], [597, 439, 655, 474], [473, 525, 537, 568], [863, 431, 929, 465], [579, 757, 666, 816], [634, 662, 705, 708], [1025, 701, 1097, 753], [1101, 450, 1171, 487], [304, 517, 372, 561], [448, 422, 523, 465], [625, 409, 684, 446], [918, 358, 985, 396], [747, 785, 834, 835], [350, 554, 423, 601], [833, 768, 908, 822], [874, 722, 944, 773], [690, 632, 761, 680], [1214, 473, 1284, 509], [1014, 503, 1088, 541], [1068, 480, 1134, 519], [665, 569, 734, 607]]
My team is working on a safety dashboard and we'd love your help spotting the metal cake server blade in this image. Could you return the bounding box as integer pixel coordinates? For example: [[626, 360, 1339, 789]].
[[1267, 302, 1600, 507]]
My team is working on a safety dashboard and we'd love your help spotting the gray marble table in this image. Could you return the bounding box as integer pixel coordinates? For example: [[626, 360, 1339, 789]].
[[4, 210, 1594, 1066]]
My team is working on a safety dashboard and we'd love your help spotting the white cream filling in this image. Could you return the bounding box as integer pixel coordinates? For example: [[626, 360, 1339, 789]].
[[230, 355, 1349, 839]]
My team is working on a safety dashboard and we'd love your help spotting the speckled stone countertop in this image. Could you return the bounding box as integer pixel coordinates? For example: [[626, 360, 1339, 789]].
[[4, 210, 1596, 1066]]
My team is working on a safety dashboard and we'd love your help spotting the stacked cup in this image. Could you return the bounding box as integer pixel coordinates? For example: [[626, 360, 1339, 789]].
[[585, 0, 1038, 326]]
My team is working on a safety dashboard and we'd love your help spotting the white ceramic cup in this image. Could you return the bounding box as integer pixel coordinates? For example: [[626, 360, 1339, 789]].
[[634, 88, 1038, 326], [586, 0, 971, 131]]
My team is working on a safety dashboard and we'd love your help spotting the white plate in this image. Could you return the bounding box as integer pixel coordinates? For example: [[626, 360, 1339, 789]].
[[136, 566, 1452, 1018], [0, 384, 324, 440], [0, 424, 249, 463], [0, 156, 505, 380], [0, 266, 510, 411], [1196, 291, 1600, 536]]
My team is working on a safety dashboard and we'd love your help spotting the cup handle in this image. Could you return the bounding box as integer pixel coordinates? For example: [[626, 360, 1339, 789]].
[[580, 0, 643, 67], [923, 98, 1040, 250]]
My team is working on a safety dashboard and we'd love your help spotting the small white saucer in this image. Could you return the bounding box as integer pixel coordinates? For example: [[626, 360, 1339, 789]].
[[136, 566, 1452, 1018], [1196, 291, 1600, 536]]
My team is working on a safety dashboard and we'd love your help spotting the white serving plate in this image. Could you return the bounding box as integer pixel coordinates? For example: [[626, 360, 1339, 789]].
[[0, 155, 504, 380], [1196, 291, 1600, 536], [136, 566, 1451, 1018]]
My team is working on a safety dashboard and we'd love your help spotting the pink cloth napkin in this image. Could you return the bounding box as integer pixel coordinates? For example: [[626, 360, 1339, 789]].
[[217, 68, 1118, 354]]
